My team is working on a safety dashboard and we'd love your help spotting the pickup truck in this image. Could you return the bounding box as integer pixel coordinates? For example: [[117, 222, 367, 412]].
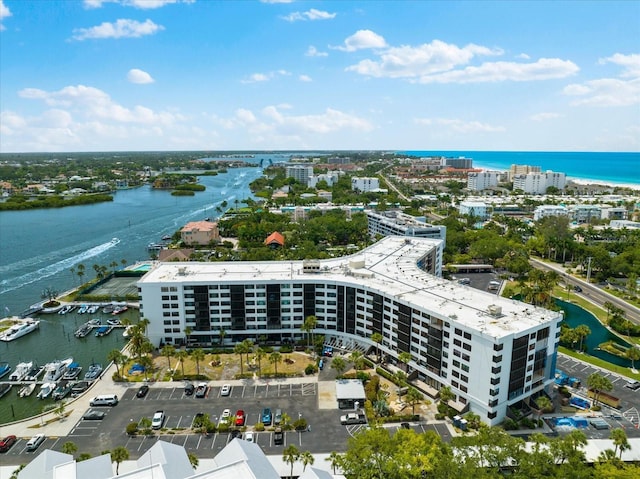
[[340, 413, 366, 425]]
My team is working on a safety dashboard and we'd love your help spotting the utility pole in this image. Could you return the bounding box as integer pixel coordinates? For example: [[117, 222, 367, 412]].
[[586, 256, 593, 284]]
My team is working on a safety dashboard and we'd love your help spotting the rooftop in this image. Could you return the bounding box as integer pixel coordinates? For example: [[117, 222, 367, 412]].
[[139, 236, 560, 339]]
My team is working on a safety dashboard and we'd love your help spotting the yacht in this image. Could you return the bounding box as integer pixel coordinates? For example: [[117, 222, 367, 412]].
[[24, 363, 44, 381], [18, 383, 36, 397], [0, 362, 10, 379], [74, 322, 92, 338], [84, 363, 103, 381], [52, 382, 72, 400], [0, 319, 40, 341], [62, 362, 82, 380], [37, 382, 56, 399], [9, 361, 33, 382], [43, 357, 73, 382]]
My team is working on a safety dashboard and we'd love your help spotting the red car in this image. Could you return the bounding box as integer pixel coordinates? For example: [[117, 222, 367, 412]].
[[0, 435, 17, 453], [235, 409, 245, 427]]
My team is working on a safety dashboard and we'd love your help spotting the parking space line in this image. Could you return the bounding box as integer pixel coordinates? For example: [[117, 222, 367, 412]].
[[211, 433, 217, 449], [241, 385, 246, 398], [137, 437, 147, 451]]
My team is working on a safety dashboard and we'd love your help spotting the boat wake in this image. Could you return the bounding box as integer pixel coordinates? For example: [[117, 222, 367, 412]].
[[0, 238, 120, 296]]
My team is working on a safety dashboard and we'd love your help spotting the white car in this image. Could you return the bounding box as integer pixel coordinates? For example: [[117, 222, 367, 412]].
[[219, 408, 231, 424], [244, 431, 254, 443], [221, 384, 231, 396], [152, 410, 165, 429], [26, 434, 45, 451]]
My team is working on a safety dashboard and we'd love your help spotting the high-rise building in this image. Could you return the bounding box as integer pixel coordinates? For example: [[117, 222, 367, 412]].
[[286, 165, 314, 186]]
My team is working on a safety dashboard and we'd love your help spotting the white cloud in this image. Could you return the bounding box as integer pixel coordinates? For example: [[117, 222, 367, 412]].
[[299, 74, 312, 82], [72, 18, 164, 40], [241, 70, 290, 83], [517, 53, 530, 60], [599, 53, 640, 78], [127, 68, 155, 84], [417, 58, 579, 84], [84, 0, 193, 9], [18, 84, 181, 125], [563, 53, 640, 107], [333, 29, 387, 52], [347, 40, 503, 78], [281, 8, 336, 22], [0, 0, 12, 31], [235, 108, 257, 125], [305, 45, 328, 57], [530, 112, 562, 121], [415, 117, 505, 133]]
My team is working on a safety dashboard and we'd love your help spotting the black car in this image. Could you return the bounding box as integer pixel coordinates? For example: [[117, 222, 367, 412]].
[[136, 385, 149, 398], [574, 285, 583, 292], [83, 410, 106, 420], [400, 422, 411, 429], [184, 383, 195, 396]]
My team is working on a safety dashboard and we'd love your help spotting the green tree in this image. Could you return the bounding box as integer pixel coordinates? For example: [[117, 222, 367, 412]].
[[325, 451, 343, 475], [330, 356, 347, 376], [405, 388, 425, 415], [269, 350, 282, 376], [184, 326, 192, 346], [235, 342, 248, 375], [303, 315, 317, 348], [587, 372, 613, 407], [108, 349, 128, 378], [191, 348, 205, 377], [283, 444, 300, 479], [439, 385, 455, 406], [534, 396, 553, 420], [610, 428, 630, 459], [138, 355, 154, 381], [350, 350, 365, 370], [301, 450, 314, 472], [254, 346, 266, 377], [111, 446, 130, 475], [161, 344, 176, 371], [398, 351, 412, 372], [175, 350, 188, 377], [61, 441, 78, 456], [626, 347, 640, 370], [574, 324, 591, 352]]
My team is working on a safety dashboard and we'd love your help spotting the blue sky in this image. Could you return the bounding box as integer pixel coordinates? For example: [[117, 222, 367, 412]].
[[0, 0, 638, 152]]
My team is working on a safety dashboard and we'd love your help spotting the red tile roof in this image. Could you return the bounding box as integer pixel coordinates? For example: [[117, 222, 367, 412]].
[[264, 231, 285, 246]]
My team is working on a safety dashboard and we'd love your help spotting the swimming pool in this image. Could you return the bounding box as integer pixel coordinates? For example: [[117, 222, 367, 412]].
[[130, 263, 152, 272], [553, 416, 588, 428]]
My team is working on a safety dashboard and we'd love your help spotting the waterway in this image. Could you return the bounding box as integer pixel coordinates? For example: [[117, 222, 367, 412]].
[[0, 156, 281, 424], [558, 299, 632, 368]]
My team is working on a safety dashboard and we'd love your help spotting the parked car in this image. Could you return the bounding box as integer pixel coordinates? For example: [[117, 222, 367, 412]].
[[625, 380, 640, 390], [26, 434, 45, 451], [230, 429, 242, 439], [152, 410, 165, 429], [340, 413, 366, 425], [136, 385, 149, 398], [0, 435, 17, 453], [184, 382, 195, 396], [195, 383, 208, 398], [274, 409, 282, 425], [221, 384, 231, 396], [83, 410, 106, 420], [235, 409, 245, 426], [244, 431, 254, 443], [274, 428, 284, 445], [261, 408, 272, 425], [220, 409, 231, 425]]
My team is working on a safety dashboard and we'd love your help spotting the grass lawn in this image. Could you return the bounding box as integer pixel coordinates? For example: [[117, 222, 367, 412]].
[[559, 346, 640, 382]]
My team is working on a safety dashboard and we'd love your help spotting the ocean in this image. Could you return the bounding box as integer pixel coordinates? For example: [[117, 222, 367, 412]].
[[399, 151, 640, 187]]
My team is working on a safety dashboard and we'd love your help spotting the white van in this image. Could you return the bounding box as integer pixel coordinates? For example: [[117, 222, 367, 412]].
[[90, 394, 118, 406]]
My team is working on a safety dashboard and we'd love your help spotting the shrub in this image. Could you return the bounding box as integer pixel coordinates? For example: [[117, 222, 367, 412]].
[[305, 364, 318, 375], [503, 418, 519, 430], [217, 423, 230, 433], [126, 422, 139, 436], [280, 345, 293, 353], [520, 418, 537, 429], [591, 405, 601, 411], [255, 422, 265, 432], [293, 418, 308, 431]]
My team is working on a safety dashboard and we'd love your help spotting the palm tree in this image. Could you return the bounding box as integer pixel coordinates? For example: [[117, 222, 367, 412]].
[[218, 328, 226, 346], [574, 325, 591, 352], [111, 446, 130, 475], [191, 348, 205, 377], [242, 339, 254, 368], [303, 315, 317, 348], [175, 350, 188, 377], [107, 349, 127, 378], [350, 350, 364, 370], [110, 260, 118, 272], [300, 450, 314, 472], [283, 444, 300, 479], [138, 355, 154, 381], [161, 345, 176, 371], [587, 372, 613, 407], [439, 385, 455, 407], [269, 351, 282, 376], [325, 451, 342, 475], [626, 347, 640, 370], [77, 263, 85, 284], [234, 342, 247, 375], [330, 356, 346, 376], [405, 387, 424, 415], [254, 346, 266, 377], [398, 351, 412, 372], [371, 332, 383, 363], [610, 428, 630, 458]]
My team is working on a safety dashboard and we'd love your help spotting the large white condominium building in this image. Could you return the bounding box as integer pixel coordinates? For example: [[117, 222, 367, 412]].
[[366, 210, 447, 244], [137, 237, 561, 425], [513, 171, 566, 194], [286, 165, 314, 186], [509, 164, 541, 181], [467, 171, 501, 191], [351, 176, 380, 192]]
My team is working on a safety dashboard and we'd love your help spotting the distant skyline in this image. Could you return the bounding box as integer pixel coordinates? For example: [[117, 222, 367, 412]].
[[0, 0, 638, 153]]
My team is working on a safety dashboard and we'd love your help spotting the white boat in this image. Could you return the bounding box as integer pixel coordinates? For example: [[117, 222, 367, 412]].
[[18, 383, 36, 397], [43, 357, 73, 382], [123, 325, 135, 338], [62, 363, 82, 380], [84, 363, 103, 381], [37, 382, 56, 399], [24, 363, 44, 381], [9, 361, 33, 381], [0, 319, 40, 341]]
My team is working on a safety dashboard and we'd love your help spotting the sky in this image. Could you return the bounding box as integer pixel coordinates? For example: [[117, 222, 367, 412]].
[[0, 0, 639, 153]]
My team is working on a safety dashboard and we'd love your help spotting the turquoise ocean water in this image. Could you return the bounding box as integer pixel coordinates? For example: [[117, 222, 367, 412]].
[[400, 151, 640, 187]]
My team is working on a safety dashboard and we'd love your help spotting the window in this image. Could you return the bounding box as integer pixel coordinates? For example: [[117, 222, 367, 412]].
[[463, 332, 471, 340], [493, 355, 502, 363], [494, 343, 504, 351], [455, 328, 462, 336]]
